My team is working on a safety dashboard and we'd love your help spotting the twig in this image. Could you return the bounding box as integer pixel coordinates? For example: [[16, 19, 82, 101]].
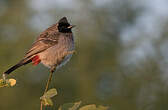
[[44, 70, 54, 93], [40, 70, 54, 110], [2, 74, 6, 81], [40, 102, 43, 110]]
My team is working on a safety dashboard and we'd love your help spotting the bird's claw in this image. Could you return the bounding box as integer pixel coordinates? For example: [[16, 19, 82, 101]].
[[50, 67, 56, 73]]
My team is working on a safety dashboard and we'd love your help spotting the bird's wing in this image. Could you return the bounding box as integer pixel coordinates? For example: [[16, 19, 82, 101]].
[[24, 32, 60, 59]]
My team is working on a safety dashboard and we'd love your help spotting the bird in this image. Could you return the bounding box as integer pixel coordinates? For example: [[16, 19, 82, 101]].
[[3, 17, 75, 78]]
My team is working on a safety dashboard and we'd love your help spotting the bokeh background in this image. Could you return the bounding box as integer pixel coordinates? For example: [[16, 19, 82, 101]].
[[1, 0, 168, 110]]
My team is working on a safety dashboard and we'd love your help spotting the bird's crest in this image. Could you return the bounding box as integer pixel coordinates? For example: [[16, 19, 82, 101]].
[[58, 17, 69, 24]]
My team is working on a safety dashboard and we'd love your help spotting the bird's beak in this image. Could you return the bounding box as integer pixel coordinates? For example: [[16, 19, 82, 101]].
[[68, 25, 76, 29]]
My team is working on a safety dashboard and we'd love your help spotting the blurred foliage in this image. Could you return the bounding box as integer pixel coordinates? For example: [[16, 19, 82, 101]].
[[58, 101, 81, 110], [58, 101, 108, 110], [0, 78, 16, 87], [40, 88, 57, 106], [1, 0, 168, 110]]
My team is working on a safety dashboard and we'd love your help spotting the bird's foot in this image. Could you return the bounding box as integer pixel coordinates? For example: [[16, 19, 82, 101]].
[[50, 67, 56, 73]]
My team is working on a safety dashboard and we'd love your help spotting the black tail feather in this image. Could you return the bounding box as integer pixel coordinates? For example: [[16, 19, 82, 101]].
[[4, 59, 32, 75], [4, 63, 23, 74]]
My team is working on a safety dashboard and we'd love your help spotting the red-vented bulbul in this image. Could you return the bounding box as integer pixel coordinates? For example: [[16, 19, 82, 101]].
[[3, 17, 75, 76]]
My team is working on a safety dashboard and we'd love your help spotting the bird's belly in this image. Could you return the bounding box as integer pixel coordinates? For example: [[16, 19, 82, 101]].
[[38, 46, 74, 68], [56, 54, 72, 69]]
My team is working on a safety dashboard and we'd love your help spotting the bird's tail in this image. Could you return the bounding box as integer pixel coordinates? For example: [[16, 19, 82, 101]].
[[4, 59, 32, 75]]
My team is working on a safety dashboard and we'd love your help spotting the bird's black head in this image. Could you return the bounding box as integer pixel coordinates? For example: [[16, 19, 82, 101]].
[[58, 17, 75, 33]]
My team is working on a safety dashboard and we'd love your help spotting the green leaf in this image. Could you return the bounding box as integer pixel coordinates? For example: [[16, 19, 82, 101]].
[[41, 98, 53, 106], [0, 79, 7, 87], [40, 88, 57, 106], [79, 104, 108, 110], [79, 104, 97, 110], [58, 101, 82, 110], [0, 78, 16, 88], [43, 88, 57, 98], [70, 101, 82, 110]]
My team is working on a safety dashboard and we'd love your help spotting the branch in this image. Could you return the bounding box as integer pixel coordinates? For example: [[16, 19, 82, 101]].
[[40, 70, 54, 110]]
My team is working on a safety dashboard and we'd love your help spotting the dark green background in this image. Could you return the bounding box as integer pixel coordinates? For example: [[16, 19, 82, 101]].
[[0, 0, 168, 110]]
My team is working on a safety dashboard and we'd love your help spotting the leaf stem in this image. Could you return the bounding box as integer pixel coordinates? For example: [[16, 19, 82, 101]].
[[40, 70, 54, 110]]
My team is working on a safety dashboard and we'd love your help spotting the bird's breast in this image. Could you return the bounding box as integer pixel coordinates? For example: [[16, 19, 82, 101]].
[[38, 35, 74, 68]]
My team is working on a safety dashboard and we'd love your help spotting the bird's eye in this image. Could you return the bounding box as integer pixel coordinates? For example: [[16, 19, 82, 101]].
[[58, 23, 71, 33]]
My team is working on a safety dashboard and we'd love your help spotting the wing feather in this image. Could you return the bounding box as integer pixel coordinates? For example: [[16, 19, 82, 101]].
[[24, 32, 60, 59]]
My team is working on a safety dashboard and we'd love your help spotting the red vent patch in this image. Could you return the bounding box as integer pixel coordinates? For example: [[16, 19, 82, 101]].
[[32, 55, 41, 65]]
